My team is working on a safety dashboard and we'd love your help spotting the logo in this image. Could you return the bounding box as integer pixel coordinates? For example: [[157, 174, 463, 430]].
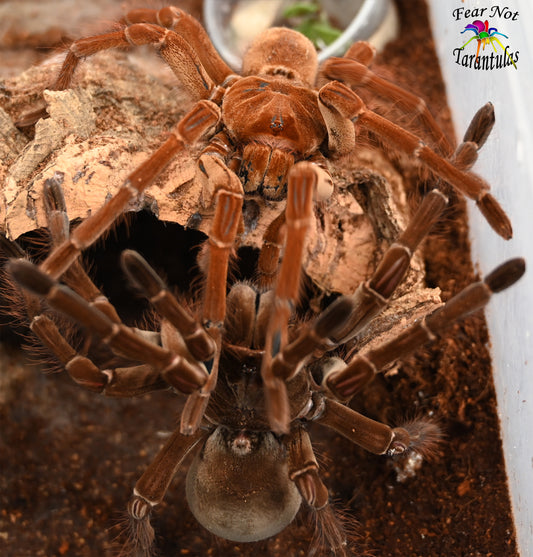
[[452, 6, 519, 70]]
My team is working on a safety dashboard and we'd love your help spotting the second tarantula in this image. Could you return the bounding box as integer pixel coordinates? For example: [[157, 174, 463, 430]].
[[5, 170, 523, 554]]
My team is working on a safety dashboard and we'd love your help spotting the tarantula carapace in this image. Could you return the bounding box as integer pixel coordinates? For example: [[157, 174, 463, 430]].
[[3, 4, 525, 556]]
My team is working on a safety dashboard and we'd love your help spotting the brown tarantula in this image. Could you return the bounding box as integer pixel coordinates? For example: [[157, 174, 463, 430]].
[[3, 5, 524, 556], [16, 7, 511, 240], [5, 173, 523, 554]]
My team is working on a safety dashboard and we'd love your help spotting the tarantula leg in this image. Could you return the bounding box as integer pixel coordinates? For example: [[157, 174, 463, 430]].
[[223, 283, 258, 347], [461, 102, 495, 149], [2, 254, 86, 392], [32, 314, 167, 395], [121, 249, 217, 431], [344, 41, 376, 66], [266, 162, 315, 339], [28, 313, 106, 392], [124, 428, 205, 554], [7, 260, 209, 395], [319, 81, 512, 239], [202, 188, 243, 330], [17, 29, 141, 127], [320, 52, 452, 155], [274, 163, 316, 319], [243, 188, 443, 363], [43, 174, 122, 323], [2, 186, 167, 396], [120, 250, 215, 362], [451, 103, 495, 171], [270, 296, 354, 382], [43, 174, 70, 246], [99, 364, 170, 397], [125, 24, 217, 99], [317, 83, 357, 156], [0, 275, 166, 397], [329, 189, 448, 346], [316, 399, 403, 454], [324, 258, 526, 400], [60, 23, 213, 98], [0, 234, 44, 322], [40, 101, 220, 280], [183, 185, 243, 431], [316, 399, 441, 457], [287, 427, 350, 554], [13, 23, 132, 127], [1, 234, 144, 394], [2, 230, 136, 395], [40, 136, 179, 279], [180, 370, 218, 435], [199, 130, 234, 163], [255, 155, 332, 290], [288, 429, 329, 509], [16, 13, 224, 127], [257, 210, 286, 290], [180, 187, 243, 434], [123, 7, 234, 85], [261, 162, 316, 433]]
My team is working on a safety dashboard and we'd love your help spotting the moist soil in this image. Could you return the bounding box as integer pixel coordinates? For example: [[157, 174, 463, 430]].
[[0, 1, 518, 556]]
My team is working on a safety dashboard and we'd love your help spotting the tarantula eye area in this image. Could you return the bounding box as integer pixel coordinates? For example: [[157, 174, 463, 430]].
[[271, 67, 296, 80], [186, 426, 301, 542], [242, 27, 318, 86]]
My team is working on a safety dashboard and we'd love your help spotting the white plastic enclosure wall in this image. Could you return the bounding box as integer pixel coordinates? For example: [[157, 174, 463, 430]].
[[427, 1, 533, 555]]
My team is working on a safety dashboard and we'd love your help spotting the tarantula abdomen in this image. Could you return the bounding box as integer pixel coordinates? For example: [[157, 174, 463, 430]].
[[186, 426, 301, 543]]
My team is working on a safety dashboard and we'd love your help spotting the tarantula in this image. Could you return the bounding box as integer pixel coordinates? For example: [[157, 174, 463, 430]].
[[4, 173, 523, 554], [15, 6, 511, 241], [3, 5, 525, 556]]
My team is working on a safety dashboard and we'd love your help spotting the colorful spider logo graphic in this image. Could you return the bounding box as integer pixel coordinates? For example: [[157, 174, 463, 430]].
[[460, 19, 517, 68]]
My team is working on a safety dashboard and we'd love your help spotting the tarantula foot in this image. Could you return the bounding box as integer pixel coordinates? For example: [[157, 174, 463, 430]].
[[392, 418, 443, 460], [477, 192, 513, 240], [121, 495, 156, 557], [128, 495, 152, 520], [462, 102, 495, 147], [387, 427, 410, 456]]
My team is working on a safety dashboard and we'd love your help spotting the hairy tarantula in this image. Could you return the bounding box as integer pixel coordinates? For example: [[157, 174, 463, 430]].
[[1, 5, 525, 556]]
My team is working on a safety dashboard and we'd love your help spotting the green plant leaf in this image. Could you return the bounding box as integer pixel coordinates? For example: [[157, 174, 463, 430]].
[[296, 20, 343, 46], [282, 2, 320, 18]]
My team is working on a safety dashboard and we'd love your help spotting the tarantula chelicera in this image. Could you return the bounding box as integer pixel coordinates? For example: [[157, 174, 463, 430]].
[[2, 5, 525, 556]]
